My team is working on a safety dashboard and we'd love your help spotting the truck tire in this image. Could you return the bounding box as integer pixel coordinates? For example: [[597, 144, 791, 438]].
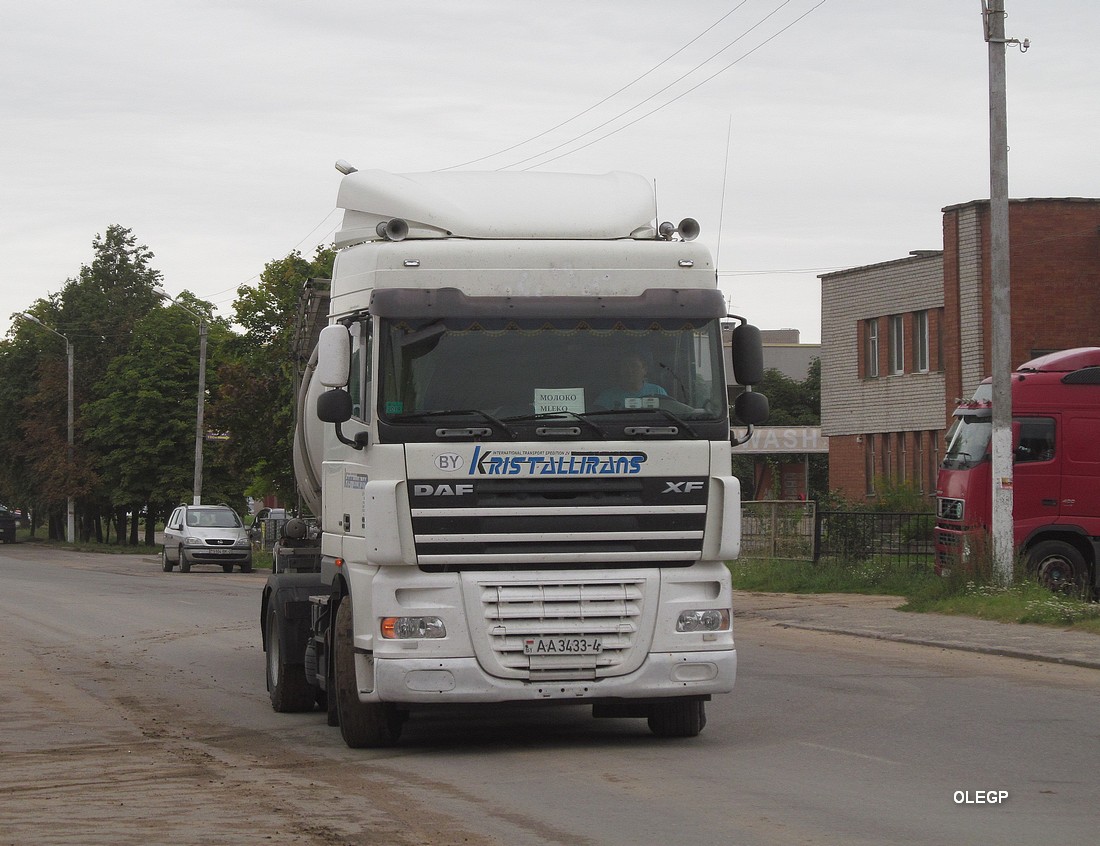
[[1029, 540, 1089, 595], [333, 598, 403, 748], [266, 606, 315, 712], [161, 547, 174, 572], [648, 698, 707, 738]]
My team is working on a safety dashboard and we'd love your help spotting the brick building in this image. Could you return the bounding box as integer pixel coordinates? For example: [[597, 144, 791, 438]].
[[821, 198, 1100, 502]]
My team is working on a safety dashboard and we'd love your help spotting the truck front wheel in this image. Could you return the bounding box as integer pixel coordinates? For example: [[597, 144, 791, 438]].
[[1030, 540, 1089, 596], [266, 606, 315, 712], [648, 698, 707, 738], [333, 598, 403, 748]]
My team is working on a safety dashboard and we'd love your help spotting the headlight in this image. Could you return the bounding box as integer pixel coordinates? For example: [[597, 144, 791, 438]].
[[235, 537, 250, 547], [380, 616, 447, 640], [676, 609, 731, 633], [184, 536, 204, 545]]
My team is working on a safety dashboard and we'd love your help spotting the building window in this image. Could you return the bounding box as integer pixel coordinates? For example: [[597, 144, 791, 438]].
[[914, 311, 930, 372], [864, 319, 879, 378], [916, 431, 926, 494], [864, 435, 876, 496], [928, 430, 940, 493], [897, 431, 907, 482], [888, 314, 904, 375]]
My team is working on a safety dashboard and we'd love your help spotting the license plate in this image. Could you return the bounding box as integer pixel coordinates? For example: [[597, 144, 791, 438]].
[[524, 637, 603, 656], [203, 548, 234, 555]]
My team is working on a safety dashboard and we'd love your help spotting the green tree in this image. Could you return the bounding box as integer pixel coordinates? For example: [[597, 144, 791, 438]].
[[13, 225, 167, 540], [82, 295, 239, 544], [214, 246, 335, 506]]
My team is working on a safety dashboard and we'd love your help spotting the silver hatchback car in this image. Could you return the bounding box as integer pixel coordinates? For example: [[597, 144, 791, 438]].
[[162, 504, 253, 573]]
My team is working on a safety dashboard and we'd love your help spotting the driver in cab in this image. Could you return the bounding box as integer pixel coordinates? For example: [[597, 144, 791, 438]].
[[596, 353, 667, 409]]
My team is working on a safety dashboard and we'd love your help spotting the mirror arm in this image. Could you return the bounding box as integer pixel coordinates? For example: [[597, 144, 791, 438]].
[[731, 423, 755, 447], [333, 422, 368, 450]]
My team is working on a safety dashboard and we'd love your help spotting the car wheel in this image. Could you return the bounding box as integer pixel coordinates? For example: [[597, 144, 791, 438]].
[[240, 560, 253, 574], [179, 547, 191, 573], [266, 606, 315, 712], [1030, 540, 1089, 595], [161, 547, 174, 572], [648, 698, 707, 738], [334, 598, 403, 748]]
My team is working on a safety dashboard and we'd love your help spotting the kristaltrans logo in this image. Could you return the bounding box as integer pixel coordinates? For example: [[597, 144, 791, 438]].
[[469, 446, 647, 476]]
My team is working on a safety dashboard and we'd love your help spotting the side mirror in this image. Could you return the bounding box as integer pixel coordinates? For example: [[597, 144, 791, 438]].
[[731, 322, 764, 386], [317, 324, 352, 388], [730, 390, 769, 447], [317, 388, 353, 424], [733, 390, 769, 426], [317, 388, 369, 449]]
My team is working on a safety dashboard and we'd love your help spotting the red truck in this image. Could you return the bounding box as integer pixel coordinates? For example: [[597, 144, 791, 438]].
[[935, 347, 1100, 596]]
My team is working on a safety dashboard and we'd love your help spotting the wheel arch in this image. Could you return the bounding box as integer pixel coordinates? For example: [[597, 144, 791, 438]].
[[1021, 526, 1095, 571]]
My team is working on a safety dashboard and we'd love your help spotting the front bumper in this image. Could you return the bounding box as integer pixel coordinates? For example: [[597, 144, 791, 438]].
[[182, 546, 252, 564], [360, 648, 736, 705]]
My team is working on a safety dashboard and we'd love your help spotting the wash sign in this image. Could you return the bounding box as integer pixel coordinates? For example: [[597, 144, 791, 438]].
[[735, 427, 829, 454]]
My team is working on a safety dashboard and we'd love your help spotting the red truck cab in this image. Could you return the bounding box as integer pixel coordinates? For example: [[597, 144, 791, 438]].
[[935, 348, 1100, 596]]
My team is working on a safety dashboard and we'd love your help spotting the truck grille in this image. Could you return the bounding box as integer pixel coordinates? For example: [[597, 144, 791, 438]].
[[476, 578, 648, 680], [937, 497, 964, 521], [409, 477, 707, 571]]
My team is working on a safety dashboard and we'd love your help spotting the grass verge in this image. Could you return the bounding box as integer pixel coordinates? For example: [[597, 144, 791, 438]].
[[729, 556, 1100, 634]]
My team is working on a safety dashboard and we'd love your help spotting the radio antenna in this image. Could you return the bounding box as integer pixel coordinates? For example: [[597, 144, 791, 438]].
[[716, 115, 733, 267]]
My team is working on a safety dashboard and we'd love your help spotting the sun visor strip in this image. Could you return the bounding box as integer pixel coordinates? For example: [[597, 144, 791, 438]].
[[368, 287, 726, 320]]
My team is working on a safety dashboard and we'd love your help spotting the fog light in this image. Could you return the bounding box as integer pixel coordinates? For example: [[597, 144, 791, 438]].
[[381, 616, 446, 639], [676, 609, 731, 633]]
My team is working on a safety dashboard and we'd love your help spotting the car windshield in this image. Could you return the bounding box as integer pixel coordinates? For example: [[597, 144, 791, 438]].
[[186, 509, 242, 528], [943, 416, 991, 469], [378, 315, 726, 427]]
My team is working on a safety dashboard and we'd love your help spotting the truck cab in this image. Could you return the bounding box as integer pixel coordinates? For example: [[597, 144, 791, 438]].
[[935, 348, 1100, 595], [262, 167, 769, 746]]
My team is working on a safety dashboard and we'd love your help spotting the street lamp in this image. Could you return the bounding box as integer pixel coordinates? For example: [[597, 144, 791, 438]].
[[154, 288, 208, 506], [18, 313, 75, 544]]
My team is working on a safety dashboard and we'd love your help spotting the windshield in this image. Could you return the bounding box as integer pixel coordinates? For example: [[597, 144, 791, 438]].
[[942, 416, 991, 469], [186, 509, 242, 529], [377, 315, 727, 440]]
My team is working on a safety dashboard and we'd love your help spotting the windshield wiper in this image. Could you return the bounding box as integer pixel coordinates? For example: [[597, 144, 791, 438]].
[[580, 407, 697, 437], [394, 409, 517, 438], [501, 411, 606, 438]]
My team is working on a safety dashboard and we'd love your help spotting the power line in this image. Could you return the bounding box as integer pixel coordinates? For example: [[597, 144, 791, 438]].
[[439, 1, 753, 171], [516, 0, 829, 171]]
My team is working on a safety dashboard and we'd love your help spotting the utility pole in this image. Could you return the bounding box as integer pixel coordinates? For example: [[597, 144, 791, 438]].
[[154, 287, 208, 506], [18, 313, 76, 544], [193, 320, 207, 506], [981, 1, 1027, 587]]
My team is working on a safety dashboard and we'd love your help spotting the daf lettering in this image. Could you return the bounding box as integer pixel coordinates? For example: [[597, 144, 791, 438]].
[[414, 483, 474, 497]]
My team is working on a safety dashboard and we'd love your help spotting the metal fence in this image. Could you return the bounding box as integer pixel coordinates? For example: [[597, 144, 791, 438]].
[[739, 501, 935, 565], [740, 501, 817, 560], [813, 510, 935, 566]]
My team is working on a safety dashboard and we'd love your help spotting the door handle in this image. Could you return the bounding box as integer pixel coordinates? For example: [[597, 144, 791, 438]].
[[1041, 499, 1057, 507]]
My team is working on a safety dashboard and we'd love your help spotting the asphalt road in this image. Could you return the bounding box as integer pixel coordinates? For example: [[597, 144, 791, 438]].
[[1, 543, 1097, 846]]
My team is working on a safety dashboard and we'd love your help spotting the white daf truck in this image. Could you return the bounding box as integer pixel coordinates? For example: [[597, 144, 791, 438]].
[[260, 164, 768, 747]]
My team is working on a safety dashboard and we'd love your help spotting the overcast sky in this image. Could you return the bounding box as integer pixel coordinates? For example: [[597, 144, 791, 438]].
[[3, 0, 1098, 344]]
